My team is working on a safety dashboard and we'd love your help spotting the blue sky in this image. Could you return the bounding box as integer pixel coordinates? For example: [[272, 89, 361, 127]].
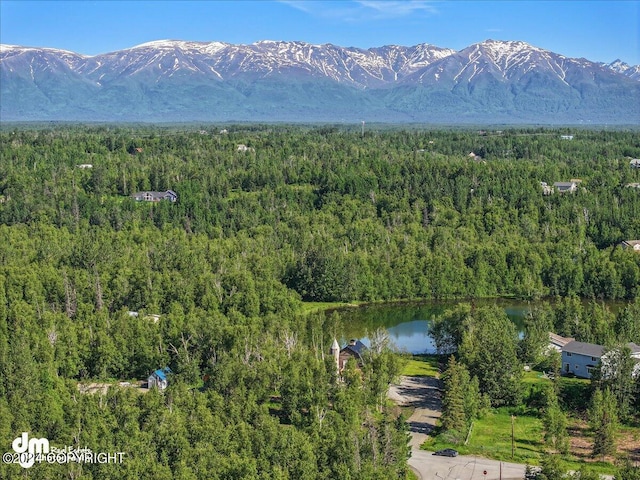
[[1, 1, 638, 64]]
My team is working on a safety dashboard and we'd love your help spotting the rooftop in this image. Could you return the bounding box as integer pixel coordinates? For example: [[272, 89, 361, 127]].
[[342, 339, 367, 358], [563, 340, 604, 358]]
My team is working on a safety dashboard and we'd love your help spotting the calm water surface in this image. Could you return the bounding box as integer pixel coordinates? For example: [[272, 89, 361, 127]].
[[336, 300, 531, 354]]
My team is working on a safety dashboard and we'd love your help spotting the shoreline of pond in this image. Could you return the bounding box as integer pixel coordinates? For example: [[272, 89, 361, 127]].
[[314, 296, 630, 355]]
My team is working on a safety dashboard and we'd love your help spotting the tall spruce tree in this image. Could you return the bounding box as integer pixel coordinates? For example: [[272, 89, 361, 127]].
[[441, 356, 467, 436], [542, 387, 569, 454], [441, 356, 481, 442], [588, 388, 618, 459]]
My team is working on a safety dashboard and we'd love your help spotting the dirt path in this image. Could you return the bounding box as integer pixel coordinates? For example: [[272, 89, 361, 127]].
[[388, 375, 442, 450]]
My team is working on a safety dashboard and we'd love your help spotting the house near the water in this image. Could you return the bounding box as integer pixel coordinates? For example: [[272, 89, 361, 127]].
[[548, 332, 574, 353], [561, 341, 604, 378], [331, 339, 367, 373], [561, 340, 640, 379]]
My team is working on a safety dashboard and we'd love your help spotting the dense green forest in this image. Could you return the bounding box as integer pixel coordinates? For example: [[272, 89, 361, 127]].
[[1, 125, 639, 478]]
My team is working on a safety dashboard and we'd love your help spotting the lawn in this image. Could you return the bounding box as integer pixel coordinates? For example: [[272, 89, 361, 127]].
[[422, 368, 624, 476], [423, 407, 618, 474], [298, 301, 359, 315], [424, 407, 545, 464], [401, 354, 440, 377]]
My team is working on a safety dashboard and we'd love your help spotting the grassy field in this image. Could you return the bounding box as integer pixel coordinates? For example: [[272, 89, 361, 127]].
[[394, 356, 638, 475], [424, 407, 545, 464], [401, 354, 441, 377], [423, 407, 619, 474], [298, 301, 360, 315], [421, 368, 639, 475]]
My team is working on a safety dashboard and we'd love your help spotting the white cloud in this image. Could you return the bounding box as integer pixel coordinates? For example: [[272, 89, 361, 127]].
[[279, 0, 438, 21], [355, 1, 438, 17]]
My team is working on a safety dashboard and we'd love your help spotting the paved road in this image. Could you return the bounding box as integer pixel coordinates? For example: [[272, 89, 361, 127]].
[[409, 450, 526, 480], [389, 375, 526, 480]]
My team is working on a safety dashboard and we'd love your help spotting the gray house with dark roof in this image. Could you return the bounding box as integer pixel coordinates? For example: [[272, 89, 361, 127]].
[[553, 181, 578, 193], [562, 341, 604, 378], [131, 190, 177, 203]]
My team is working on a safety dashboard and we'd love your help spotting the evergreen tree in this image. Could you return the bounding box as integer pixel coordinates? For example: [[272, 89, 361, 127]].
[[520, 304, 555, 366], [542, 387, 569, 454], [538, 453, 565, 480], [441, 356, 481, 443], [459, 306, 523, 406], [441, 356, 468, 437], [593, 345, 637, 422], [588, 388, 618, 459]]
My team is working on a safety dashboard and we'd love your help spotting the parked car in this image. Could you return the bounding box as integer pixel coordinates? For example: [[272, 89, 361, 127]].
[[433, 449, 458, 457]]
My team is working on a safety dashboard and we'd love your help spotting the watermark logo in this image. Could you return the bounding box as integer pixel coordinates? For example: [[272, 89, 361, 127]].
[[3, 432, 125, 469], [11, 432, 49, 468]]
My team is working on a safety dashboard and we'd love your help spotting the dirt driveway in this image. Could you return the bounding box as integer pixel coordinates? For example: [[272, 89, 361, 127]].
[[388, 375, 442, 449]]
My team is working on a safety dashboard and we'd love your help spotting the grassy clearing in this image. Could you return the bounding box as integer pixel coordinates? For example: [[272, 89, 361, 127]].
[[468, 409, 545, 464], [401, 354, 440, 377], [423, 407, 617, 474], [522, 369, 553, 385], [298, 301, 358, 315], [422, 368, 625, 475], [424, 407, 545, 464]]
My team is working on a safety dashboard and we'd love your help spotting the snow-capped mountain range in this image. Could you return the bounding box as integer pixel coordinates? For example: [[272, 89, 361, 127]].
[[1, 39, 638, 123]]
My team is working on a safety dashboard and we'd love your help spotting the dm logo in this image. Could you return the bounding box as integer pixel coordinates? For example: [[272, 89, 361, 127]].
[[12, 432, 49, 468]]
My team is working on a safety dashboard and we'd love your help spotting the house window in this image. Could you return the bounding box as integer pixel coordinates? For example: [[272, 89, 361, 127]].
[[591, 357, 597, 361], [566, 352, 572, 357], [564, 364, 570, 372], [575, 365, 579, 370], [587, 367, 594, 374]]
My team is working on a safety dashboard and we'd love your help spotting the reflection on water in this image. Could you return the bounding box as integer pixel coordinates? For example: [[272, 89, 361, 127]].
[[334, 298, 627, 354], [336, 300, 531, 354], [384, 319, 434, 354]]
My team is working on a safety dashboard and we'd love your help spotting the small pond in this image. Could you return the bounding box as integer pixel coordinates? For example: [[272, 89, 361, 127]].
[[335, 299, 533, 354]]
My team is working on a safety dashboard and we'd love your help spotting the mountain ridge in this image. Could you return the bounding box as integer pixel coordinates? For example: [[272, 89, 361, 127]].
[[2, 39, 639, 123]]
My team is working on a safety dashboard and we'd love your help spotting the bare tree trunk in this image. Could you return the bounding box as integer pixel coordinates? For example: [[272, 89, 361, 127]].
[[64, 271, 77, 318], [94, 268, 104, 311]]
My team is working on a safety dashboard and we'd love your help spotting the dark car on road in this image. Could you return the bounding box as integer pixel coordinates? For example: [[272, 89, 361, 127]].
[[433, 449, 458, 457]]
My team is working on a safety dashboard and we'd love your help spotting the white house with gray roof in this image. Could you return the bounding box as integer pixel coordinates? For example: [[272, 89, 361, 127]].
[[562, 340, 640, 379], [562, 341, 604, 378]]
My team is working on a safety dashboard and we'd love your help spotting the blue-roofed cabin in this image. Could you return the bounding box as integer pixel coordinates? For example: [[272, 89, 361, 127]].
[[147, 367, 171, 390], [338, 339, 367, 371]]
